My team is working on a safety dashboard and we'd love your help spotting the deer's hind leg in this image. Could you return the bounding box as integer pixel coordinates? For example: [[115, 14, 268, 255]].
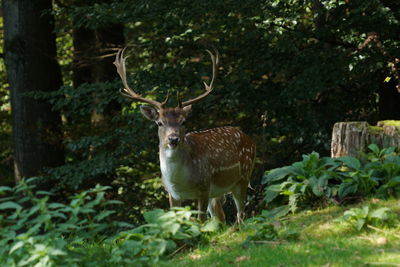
[[207, 197, 226, 222], [231, 180, 249, 224]]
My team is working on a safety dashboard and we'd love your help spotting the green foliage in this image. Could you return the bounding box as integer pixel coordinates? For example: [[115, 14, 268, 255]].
[[0, 179, 214, 266], [110, 208, 220, 264], [263, 145, 400, 213], [243, 206, 299, 245], [365, 144, 398, 162], [42, 0, 400, 194], [0, 178, 126, 266], [162, 199, 400, 267], [341, 205, 397, 231], [336, 156, 379, 199], [263, 152, 341, 212], [0, 17, 13, 184]]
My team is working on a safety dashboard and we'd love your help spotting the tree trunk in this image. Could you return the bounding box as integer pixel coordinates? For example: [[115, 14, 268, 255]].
[[90, 24, 124, 126], [379, 79, 400, 120], [72, 22, 124, 126], [331, 121, 400, 158], [3, 0, 65, 182]]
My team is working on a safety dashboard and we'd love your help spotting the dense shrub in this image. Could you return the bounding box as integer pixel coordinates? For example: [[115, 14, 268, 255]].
[[0, 178, 216, 266], [262, 145, 400, 213], [340, 205, 397, 231]]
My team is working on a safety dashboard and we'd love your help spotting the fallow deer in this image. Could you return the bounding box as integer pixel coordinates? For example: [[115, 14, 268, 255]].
[[114, 48, 256, 223]]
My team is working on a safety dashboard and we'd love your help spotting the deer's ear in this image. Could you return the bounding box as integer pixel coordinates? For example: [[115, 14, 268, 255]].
[[182, 105, 192, 115], [140, 105, 159, 121]]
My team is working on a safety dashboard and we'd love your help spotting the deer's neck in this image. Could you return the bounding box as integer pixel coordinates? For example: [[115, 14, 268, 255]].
[[159, 140, 195, 200]]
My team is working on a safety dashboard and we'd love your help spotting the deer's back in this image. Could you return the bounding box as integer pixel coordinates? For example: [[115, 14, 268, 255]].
[[186, 126, 256, 186]]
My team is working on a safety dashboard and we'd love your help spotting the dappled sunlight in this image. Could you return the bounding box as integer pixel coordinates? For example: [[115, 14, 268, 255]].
[[363, 249, 400, 265], [162, 198, 400, 267]]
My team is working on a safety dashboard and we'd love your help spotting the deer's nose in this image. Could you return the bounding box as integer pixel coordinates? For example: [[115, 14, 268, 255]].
[[168, 136, 180, 146]]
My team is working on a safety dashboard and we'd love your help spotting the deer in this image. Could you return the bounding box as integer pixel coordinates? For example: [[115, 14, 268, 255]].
[[114, 48, 256, 223]]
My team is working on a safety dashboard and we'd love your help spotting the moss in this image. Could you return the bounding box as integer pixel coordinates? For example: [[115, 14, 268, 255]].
[[368, 126, 383, 135], [378, 120, 400, 129]]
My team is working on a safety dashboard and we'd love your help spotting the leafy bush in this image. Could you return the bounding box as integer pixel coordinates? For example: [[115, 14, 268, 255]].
[[243, 206, 299, 245], [262, 145, 400, 213], [341, 205, 397, 231], [0, 178, 126, 266], [364, 144, 398, 162], [0, 179, 215, 266], [110, 208, 220, 264], [262, 152, 341, 212], [336, 156, 379, 199]]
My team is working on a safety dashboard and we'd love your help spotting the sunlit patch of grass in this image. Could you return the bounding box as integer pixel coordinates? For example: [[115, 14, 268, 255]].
[[160, 199, 400, 267]]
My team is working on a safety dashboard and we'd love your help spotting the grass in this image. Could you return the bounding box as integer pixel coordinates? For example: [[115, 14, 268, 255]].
[[159, 199, 400, 267]]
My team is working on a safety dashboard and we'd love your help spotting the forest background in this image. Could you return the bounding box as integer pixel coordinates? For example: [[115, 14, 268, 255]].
[[1, 0, 400, 223]]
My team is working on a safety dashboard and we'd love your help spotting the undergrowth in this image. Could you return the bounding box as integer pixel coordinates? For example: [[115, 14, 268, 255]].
[[0, 178, 218, 266], [161, 199, 400, 266]]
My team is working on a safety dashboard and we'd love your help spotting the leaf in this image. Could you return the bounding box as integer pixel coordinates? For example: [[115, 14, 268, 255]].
[[48, 248, 67, 256], [105, 200, 124, 205], [36, 191, 54, 196], [338, 182, 358, 199], [48, 203, 66, 209], [260, 205, 290, 220], [0, 186, 12, 193], [288, 183, 299, 193], [144, 209, 165, 224], [153, 238, 168, 255], [264, 185, 280, 203], [9, 241, 24, 254], [339, 156, 361, 170], [312, 182, 323, 197], [288, 194, 299, 213], [201, 219, 221, 232], [0, 201, 22, 210], [368, 144, 380, 155], [113, 221, 135, 228], [384, 147, 396, 155], [387, 176, 400, 187], [164, 222, 180, 235], [95, 210, 116, 222], [262, 166, 292, 184], [356, 218, 366, 230], [369, 207, 391, 220]]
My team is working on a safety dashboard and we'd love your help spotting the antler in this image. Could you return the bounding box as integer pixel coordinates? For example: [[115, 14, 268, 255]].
[[114, 48, 168, 109], [181, 48, 220, 107]]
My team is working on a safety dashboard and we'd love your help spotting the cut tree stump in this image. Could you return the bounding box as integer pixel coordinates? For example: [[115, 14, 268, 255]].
[[331, 121, 400, 158]]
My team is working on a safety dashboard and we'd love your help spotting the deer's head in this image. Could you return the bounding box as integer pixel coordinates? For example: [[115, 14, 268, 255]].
[[140, 106, 191, 149], [114, 48, 219, 150]]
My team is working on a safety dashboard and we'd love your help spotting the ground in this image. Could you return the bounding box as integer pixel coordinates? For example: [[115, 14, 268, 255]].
[[160, 199, 400, 266]]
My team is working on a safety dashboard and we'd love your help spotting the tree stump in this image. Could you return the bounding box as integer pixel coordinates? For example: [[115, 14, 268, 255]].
[[331, 121, 400, 158]]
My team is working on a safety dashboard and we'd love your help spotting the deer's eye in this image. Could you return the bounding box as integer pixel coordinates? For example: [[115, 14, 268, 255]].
[[157, 121, 163, 127]]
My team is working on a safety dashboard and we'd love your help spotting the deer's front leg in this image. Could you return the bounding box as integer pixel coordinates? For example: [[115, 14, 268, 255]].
[[197, 195, 209, 222], [169, 194, 182, 207]]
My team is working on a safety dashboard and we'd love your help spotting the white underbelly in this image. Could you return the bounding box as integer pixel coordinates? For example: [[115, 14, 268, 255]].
[[161, 158, 197, 200], [163, 178, 198, 200], [209, 184, 234, 198]]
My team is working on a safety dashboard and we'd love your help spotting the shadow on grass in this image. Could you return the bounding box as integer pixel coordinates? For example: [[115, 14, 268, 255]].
[[161, 200, 400, 267], [167, 235, 400, 267]]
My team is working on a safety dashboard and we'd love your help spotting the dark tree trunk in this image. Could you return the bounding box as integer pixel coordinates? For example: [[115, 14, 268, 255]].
[[72, 27, 96, 87], [91, 24, 125, 124], [72, 21, 124, 125], [378, 1, 400, 120], [3, 0, 65, 182], [379, 79, 400, 120]]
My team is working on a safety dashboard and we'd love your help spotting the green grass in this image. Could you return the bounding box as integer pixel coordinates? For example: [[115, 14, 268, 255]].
[[159, 199, 400, 267]]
